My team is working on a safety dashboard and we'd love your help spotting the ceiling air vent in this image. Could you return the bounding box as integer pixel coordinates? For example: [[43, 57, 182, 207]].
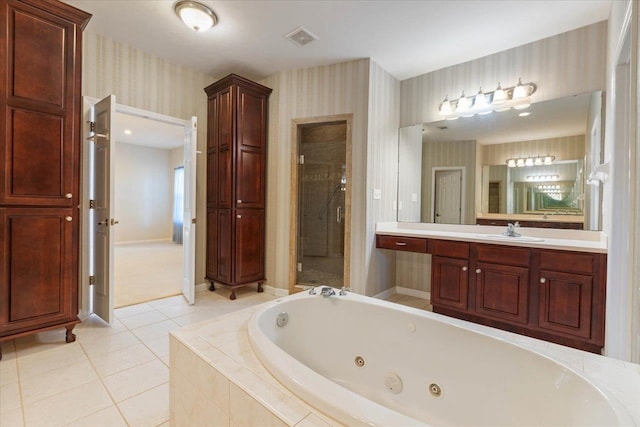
[[285, 26, 318, 47]]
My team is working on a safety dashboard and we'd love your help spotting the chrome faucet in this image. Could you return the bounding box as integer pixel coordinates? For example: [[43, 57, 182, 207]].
[[339, 286, 351, 296], [320, 286, 335, 298], [503, 222, 521, 237]]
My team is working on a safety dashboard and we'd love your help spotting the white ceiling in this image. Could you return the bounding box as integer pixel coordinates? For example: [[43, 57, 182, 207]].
[[64, 0, 611, 81], [113, 112, 185, 149]]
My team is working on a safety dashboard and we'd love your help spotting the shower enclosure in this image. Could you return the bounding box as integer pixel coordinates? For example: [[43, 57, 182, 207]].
[[296, 121, 347, 288]]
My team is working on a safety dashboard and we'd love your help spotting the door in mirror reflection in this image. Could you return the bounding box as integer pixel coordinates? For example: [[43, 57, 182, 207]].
[[434, 169, 462, 224], [296, 121, 347, 289]]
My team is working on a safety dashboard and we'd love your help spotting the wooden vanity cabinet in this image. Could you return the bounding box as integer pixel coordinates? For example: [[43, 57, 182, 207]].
[[376, 235, 606, 353], [204, 74, 272, 300], [0, 0, 90, 359]]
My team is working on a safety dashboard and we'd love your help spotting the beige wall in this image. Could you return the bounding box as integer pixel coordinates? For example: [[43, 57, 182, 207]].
[[400, 22, 607, 127], [480, 135, 586, 165], [396, 23, 607, 295], [114, 143, 172, 243], [82, 31, 214, 286]]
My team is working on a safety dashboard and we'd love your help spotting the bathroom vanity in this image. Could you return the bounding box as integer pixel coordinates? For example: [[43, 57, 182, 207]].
[[376, 223, 607, 353]]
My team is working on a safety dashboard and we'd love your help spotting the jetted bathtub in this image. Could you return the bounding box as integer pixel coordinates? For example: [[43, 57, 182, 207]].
[[248, 290, 633, 426]]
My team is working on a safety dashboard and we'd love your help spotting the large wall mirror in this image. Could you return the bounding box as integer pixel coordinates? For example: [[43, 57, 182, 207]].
[[397, 91, 604, 230]]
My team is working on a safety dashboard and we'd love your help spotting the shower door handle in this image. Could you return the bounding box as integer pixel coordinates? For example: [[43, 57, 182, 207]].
[[336, 207, 341, 223]]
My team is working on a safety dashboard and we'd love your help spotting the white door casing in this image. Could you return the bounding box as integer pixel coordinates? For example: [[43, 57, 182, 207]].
[[182, 116, 197, 304], [433, 169, 462, 224], [92, 95, 116, 323]]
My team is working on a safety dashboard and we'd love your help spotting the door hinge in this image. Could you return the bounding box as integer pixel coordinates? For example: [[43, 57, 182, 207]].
[[89, 275, 95, 285], [89, 199, 96, 209], [298, 154, 305, 165], [297, 262, 303, 272], [89, 121, 96, 132], [191, 218, 196, 224]]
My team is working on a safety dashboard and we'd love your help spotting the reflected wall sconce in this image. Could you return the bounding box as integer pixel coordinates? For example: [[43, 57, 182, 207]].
[[174, 1, 218, 32], [506, 155, 555, 168], [527, 175, 560, 182], [439, 78, 536, 120]]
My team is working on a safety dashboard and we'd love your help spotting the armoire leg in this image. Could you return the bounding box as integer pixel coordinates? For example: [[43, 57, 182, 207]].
[[257, 282, 264, 293], [209, 281, 216, 291], [65, 325, 76, 343], [230, 290, 237, 300]]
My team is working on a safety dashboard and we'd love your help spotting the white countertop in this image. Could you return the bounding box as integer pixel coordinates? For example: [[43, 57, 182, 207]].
[[376, 222, 608, 253]]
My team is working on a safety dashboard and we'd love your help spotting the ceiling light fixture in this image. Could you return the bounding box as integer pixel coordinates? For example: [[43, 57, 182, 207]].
[[438, 78, 536, 119], [174, 1, 217, 32], [124, 129, 132, 135]]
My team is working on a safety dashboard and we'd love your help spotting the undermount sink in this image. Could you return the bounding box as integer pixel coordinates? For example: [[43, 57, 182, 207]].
[[476, 234, 545, 242]]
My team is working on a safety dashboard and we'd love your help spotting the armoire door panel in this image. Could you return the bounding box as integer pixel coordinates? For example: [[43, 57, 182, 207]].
[[2, 108, 71, 205], [217, 147, 232, 208], [235, 209, 265, 282], [217, 88, 233, 149], [206, 209, 218, 278], [237, 88, 266, 150], [206, 151, 217, 206], [0, 208, 74, 331], [9, 3, 68, 108], [217, 209, 232, 282], [207, 96, 217, 150], [236, 148, 264, 208]]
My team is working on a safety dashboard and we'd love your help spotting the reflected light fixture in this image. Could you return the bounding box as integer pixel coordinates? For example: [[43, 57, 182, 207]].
[[506, 154, 555, 168], [438, 78, 536, 119], [174, 1, 217, 32]]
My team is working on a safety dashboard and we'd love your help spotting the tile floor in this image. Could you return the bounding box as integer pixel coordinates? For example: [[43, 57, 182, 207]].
[[0, 289, 429, 427]]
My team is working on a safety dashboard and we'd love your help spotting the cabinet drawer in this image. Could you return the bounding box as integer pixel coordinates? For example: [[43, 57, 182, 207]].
[[428, 239, 469, 259], [538, 250, 594, 275], [376, 235, 427, 253], [477, 244, 530, 267]]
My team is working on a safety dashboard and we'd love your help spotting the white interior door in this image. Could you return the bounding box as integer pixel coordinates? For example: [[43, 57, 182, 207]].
[[434, 169, 462, 224], [182, 116, 197, 304], [92, 95, 116, 323]]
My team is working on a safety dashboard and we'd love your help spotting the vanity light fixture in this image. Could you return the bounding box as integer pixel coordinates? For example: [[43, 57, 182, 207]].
[[527, 175, 560, 182], [506, 154, 555, 168], [438, 78, 536, 119], [174, 1, 218, 32]]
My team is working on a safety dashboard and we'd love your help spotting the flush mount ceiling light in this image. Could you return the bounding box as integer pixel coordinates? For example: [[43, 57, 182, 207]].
[[174, 1, 217, 32], [438, 78, 536, 120]]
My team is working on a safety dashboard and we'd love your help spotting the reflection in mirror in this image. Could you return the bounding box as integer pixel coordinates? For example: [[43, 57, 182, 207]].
[[397, 91, 603, 230]]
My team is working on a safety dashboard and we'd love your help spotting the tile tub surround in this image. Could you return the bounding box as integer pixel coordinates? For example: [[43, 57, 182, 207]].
[[170, 298, 640, 426], [376, 221, 608, 252]]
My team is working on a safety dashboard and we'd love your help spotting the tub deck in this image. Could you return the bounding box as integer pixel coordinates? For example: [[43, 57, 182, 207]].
[[170, 299, 640, 426]]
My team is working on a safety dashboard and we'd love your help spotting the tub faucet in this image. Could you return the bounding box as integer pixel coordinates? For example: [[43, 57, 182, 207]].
[[339, 286, 351, 296], [503, 223, 521, 237], [320, 287, 335, 298]]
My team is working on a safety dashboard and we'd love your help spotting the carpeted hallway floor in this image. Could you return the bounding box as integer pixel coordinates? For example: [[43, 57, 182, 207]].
[[114, 241, 183, 308]]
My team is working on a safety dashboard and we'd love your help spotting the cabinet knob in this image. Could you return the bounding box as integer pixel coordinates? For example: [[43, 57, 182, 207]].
[[540, 278, 547, 284], [476, 269, 482, 274], [237, 215, 242, 219], [237, 199, 242, 204], [65, 193, 72, 199], [65, 216, 72, 222], [462, 266, 468, 271]]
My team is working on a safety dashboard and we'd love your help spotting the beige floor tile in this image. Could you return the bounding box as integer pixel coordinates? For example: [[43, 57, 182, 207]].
[[80, 330, 141, 358], [76, 317, 127, 341], [17, 342, 86, 379], [160, 355, 171, 367], [142, 335, 171, 358], [154, 303, 199, 319], [171, 310, 220, 327], [65, 405, 128, 427], [0, 379, 21, 414], [148, 294, 189, 310], [117, 383, 170, 427], [89, 343, 157, 378], [0, 406, 23, 426], [21, 358, 98, 405], [102, 359, 169, 402], [13, 331, 79, 359], [131, 319, 181, 342], [114, 303, 156, 319], [23, 380, 112, 426], [118, 311, 169, 330], [0, 355, 19, 384]]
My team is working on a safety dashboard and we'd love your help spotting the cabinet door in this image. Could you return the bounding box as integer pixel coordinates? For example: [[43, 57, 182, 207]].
[[0, 208, 76, 334], [216, 209, 233, 283], [431, 256, 469, 310], [206, 209, 218, 279], [1, 1, 80, 207], [475, 262, 529, 325], [216, 88, 233, 208], [234, 209, 265, 283], [206, 96, 218, 207], [538, 269, 593, 339], [235, 87, 266, 209]]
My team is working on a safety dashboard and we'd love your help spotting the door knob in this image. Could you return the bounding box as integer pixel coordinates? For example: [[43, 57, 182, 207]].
[[65, 216, 72, 222], [540, 278, 547, 284], [98, 219, 109, 226], [65, 193, 72, 199], [110, 219, 119, 226]]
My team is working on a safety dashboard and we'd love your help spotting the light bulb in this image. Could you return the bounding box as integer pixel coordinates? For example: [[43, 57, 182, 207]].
[[492, 83, 506, 105], [456, 92, 470, 114], [525, 158, 534, 167], [439, 96, 452, 115], [513, 78, 527, 99], [507, 159, 516, 167]]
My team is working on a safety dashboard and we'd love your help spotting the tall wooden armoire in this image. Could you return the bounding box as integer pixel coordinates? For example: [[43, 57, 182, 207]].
[[204, 74, 271, 300], [0, 0, 91, 358]]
